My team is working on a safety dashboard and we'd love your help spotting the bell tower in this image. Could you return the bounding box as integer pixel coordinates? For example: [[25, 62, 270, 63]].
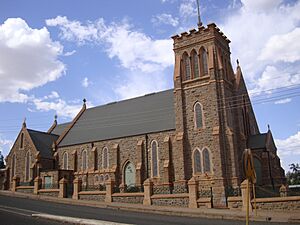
[[171, 22, 241, 202]]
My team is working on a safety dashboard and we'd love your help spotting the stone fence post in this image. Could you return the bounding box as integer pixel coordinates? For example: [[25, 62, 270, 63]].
[[188, 177, 198, 208], [72, 177, 82, 200], [34, 176, 41, 195], [105, 179, 115, 203], [241, 179, 252, 211], [279, 184, 288, 197], [12, 176, 19, 192], [59, 178, 67, 198], [143, 179, 153, 206]]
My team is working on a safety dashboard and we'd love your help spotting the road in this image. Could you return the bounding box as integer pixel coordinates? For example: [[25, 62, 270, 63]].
[[0, 195, 294, 225]]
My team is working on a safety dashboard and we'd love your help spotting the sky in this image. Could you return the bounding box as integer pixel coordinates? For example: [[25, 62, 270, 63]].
[[0, 0, 300, 172]]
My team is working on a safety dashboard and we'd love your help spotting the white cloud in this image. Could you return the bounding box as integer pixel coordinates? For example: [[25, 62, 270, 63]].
[[82, 77, 91, 88], [152, 14, 179, 27], [276, 131, 300, 157], [179, 0, 197, 19], [274, 98, 291, 104], [0, 135, 13, 158], [259, 27, 300, 63], [64, 50, 76, 56], [46, 16, 173, 73], [221, 0, 300, 91], [0, 18, 65, 103]]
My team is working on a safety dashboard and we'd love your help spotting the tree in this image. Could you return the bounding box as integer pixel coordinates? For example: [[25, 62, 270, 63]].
[[287, 163, 300, 185], [0, 151, 5, 169]]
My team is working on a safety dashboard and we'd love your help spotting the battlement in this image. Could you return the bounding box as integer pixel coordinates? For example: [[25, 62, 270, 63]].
[[171, 23, 230, 46]]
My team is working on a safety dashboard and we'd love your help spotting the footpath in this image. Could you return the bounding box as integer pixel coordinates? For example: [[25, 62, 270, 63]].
[[0, 190, 299, 224]]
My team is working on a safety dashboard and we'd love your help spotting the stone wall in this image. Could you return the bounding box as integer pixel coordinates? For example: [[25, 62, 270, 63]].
[[16, 187, 34, 194], [79, 193, 105, 202], [112, 195, 144, 204], [151, 194, 189, 207], [254, 196, 300, 211], [38, 190, 59, 197]]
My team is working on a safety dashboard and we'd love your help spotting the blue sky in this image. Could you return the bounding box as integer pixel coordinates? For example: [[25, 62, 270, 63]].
[[0, 0, 299, 171]]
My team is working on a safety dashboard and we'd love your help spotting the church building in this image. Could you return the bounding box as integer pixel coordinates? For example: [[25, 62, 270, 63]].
[[3, 21, 286, 205]]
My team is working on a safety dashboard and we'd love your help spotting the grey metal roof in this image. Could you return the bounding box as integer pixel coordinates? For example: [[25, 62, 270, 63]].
[[247, 133, 267, 149], [51, 123, 71, 136], [28, 129, 58, 158], [59, 89, 175, 147]]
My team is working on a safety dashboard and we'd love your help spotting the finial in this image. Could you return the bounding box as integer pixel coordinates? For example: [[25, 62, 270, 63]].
[[236, 59, 239, 67], [54, 114, 57, 121], [22, 117, 26, 128], [83, 98, 86, 104], [267, 124, 270, 131], [196, 0, 203, 28]]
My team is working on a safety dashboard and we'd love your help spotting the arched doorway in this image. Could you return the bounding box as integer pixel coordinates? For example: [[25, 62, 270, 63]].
[[124, 162, 135, 187]]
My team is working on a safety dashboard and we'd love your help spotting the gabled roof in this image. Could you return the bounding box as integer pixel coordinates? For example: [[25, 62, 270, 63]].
[[58, 89, 175, 147], [27, 129, 59, 158], [247, 133, 267, 149], [51, 123, 71, 136]]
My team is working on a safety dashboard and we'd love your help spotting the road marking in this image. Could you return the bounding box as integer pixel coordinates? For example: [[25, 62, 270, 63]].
[[0, 207, 31, 217], [0, 204, 40, 214], [32, 213, 134, 225]]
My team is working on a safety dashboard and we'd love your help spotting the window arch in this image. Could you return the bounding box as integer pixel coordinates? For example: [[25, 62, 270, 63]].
[[194, 102, 204, 129], [104, 174, 110, 181], [11, 154, 16, 178], [25, 151, 31, 181], [203, 148, 211, 173], [102, 147, 109, 169], [20, 133, 24, 149], [151, 140, 159, 177], [201, 48, 208, 76], [94, 175, 99, 184], [191, 50, 199, 79], [63, 152, 68, 170], [182, 52, 191, 81], [82, 150, 88, 171], [193, 149, 202, 174]]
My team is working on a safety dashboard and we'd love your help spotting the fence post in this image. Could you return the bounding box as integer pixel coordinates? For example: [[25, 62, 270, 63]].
[[12, 176, 19, 192], [72, 177, 81, 200], [143, 179, 153, 206], [279, 184, 287, 197], [34, 176, 41, 195], [188, 177, 198, 208], [241, 179, 252, 211], [59, 178, 67, 198], [105, 179, 114, 203]]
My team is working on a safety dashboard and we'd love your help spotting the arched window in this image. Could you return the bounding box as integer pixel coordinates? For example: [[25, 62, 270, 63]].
[[182, 53, 191, 81], [102, 147, 109, 169], [99, 175, 104, 183], [192, 50, 199, 78], [194, 102, 204, 129], [94, 175, 99, 184], [25, 151, 30, 181], [254, 157, 262, 185], [12, 154, 16, 178], [151, 141, 159, 177], [193, 149, 202, 174], [82, 150, 88, 171], [104, 174, 109, 181], [20, 133, 24, 149], [203, 148, 211, 173], [201, 49, 208, 75], [63, 152, 68, 170]]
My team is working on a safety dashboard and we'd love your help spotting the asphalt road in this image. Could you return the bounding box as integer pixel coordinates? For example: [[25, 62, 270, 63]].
[[0, 195, 294, 225]]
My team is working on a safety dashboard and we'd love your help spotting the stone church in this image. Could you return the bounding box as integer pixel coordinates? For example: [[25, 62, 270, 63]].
[[3, 22, 286, 204]]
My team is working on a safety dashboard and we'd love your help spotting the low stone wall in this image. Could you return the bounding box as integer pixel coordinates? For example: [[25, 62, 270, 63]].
[[197, 197, 212, 209], [253, 196, 300, 211], [151, 194, 189, 207], [78, 191, 106, 202], [16, 186, 34, 194], [112, 193, 144, 204], [227, 196, 243, 209], [38, 189, 59, 197]]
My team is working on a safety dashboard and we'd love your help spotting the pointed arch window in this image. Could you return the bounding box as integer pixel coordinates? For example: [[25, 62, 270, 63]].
[[192, 50, 199, 78], [102, 147, 109, 169], [194, 102, 204, 129], [201, 49, 208, 76], [25, 151, 31, 181], [82, 150, 88, 171], [20, 133, 24, 149], [151, 140, 159, 177], [63, 152, 68, 170], [182, 53, 191, 81], [193, 149, 202, 174], [203, 148, 211, 173], [99, 175, 104, 184], [12, 154, 16, 178]]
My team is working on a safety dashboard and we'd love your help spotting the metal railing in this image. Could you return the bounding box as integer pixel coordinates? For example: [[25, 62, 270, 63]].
[[19, 181, 34, 186], [81, 184, 106, 192], [40, 183, 59, 189]]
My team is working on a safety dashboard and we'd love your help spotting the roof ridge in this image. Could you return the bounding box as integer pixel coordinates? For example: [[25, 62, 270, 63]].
[[27, 129, 59, 137]]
